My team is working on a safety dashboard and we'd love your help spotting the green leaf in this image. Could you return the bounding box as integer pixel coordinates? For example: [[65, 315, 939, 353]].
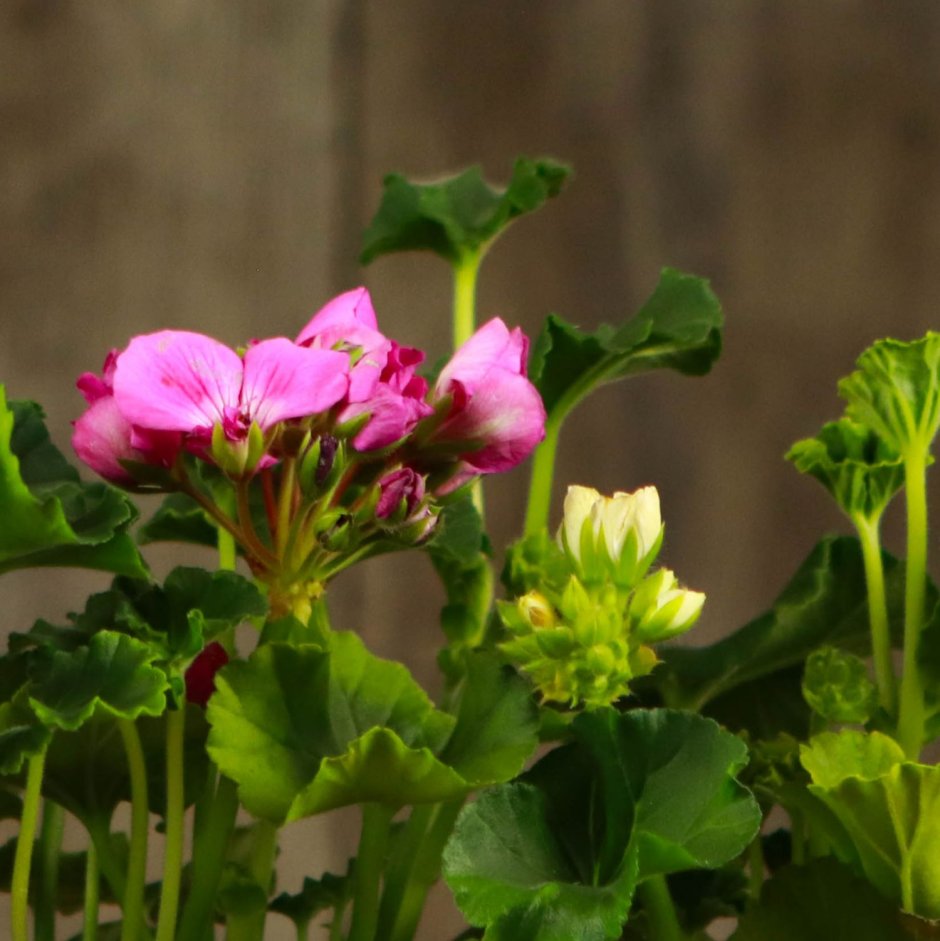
[[206, 634, 459, 821], [427, 494, 494, 653], [137, 492, 218, 548], [786, 417, 905, 521], [360, 157, 570, 265], [838, 332, 940, 455], [438, 652, 538, 786], [0, 388, 148, 578], [732, 858, 912, 940], [654, 536, 905, 712], [443, 709, 759, 939], [668, 866, 749, 934], [269, 871, 348, 928], [0, 699, 51, 776], [801, 646, 877, 724], [27, 631, 169, 731], [529, 268, 722, 423], [801, 729, 940, 918]]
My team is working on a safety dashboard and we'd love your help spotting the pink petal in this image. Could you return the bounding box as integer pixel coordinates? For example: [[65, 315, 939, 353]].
[[71, 397, 138, 484], [341, 385, 434, 451], [435, 318, 529, 395], [296, 287, 379, 345], [241, 338, 348, 429], [113, 331, 243, 433]]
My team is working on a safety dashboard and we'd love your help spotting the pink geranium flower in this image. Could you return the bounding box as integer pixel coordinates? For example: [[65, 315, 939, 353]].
[[429, 317, 546, 474], [297, 288, 433, 451], [112, 331, 349, 448], [72, 350, 181, 484]]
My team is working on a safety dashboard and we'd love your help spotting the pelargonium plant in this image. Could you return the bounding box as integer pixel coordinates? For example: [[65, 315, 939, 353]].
[[1, 156, 938, 941]]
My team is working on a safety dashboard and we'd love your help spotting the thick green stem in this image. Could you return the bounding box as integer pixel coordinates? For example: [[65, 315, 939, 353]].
[[83, 838, 99, 941], [854, 514, 897, 716], [639, 875, 684, 941], [12, 747, 47, 941], [35, 799, 65, 941], [225, 819, 279, 941], [388, 801, 463, 941], [376, 805, 433, 939], [178, 775, 239, 941], [276, 458, 297, 558], [155, 708, 186, 941], [117, 719, 150, 941], [218, 523, 237, 572], [348, 803, 394, 941], [897, 449, 929, 758], [524, 416, 562, 536]]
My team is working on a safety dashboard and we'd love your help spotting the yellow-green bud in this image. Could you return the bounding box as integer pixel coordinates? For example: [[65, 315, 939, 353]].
[[631, 568, 705, 643]]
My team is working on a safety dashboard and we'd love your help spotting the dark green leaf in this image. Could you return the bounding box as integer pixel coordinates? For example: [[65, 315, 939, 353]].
[[654, 537, 905, 712], [443, 709, 759, 939], [28, 631, 169, 730], [269, 871, 348, 927], [137, 492, 218, 548], [802, 646, 876, 724], [438, 652, 538, 785], [0, 387, 148, 578], [0, 699, 51, 776], [732, 858, 912, 940], [529, 269, 722, 422], [207, 634, 459, 821], [361, 158, 570, 265], [668, 866, 749, 933]]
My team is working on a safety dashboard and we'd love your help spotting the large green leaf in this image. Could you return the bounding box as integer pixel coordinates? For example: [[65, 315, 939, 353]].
[[732, 858, 912, 940], [269, 870, 348, 930], [0, 698, 51, 776], [0, 388, 148, 577], [137, 492, 218, 548], [801, 730, 940, 918], [206, 633, 459, 821], [360, 157, 570, 265], [28, 631, 169, 730], [528, 268, 722, 423], [654, 536, 905, 712], [443, 709, 759, 940]]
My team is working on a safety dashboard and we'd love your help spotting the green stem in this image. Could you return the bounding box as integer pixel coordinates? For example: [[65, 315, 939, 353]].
[[897, 448, 930, 758], [224, 819, 278, 941], [524, 415, 561, 536], [12, 747, 47, 941], [276, 458, 297, 558], [638, 875, 683, 941], [218, 523, 237, 572], [747, 836, 764, 902], [387, 801, 463, 941], [35, 799, 65, 941], [178, 775, 239, 941], [853, 513, 897, 716], [117, 719, 150, 941], [348, 803, 394, 941], [83, 838, 99, 941], [452, 251, 482, 350], [376, 805, 433, 939], [155, 708, 186, 941]]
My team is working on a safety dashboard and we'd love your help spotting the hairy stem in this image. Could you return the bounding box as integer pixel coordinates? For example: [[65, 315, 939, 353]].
[[12, 747, 47, 941], [155, 708, 186, 941], [35, 799, 64, 941], [348, 803, 394, 941], [897, 448, 930, 758], [853, 513, 896, 715], [83, 838, 99, 941], [117, 719, 150, 941], [638, 875, 684, 941]]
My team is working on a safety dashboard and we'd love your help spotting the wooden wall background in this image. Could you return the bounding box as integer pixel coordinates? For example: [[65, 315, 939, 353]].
[[2, 2, 940, 937]]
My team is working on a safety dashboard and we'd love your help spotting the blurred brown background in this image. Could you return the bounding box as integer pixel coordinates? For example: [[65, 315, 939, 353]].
[[2, 1, 940, 938]]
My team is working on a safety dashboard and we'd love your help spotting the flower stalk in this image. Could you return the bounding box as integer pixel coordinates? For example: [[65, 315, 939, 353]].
[[12, 748, 47, 941]]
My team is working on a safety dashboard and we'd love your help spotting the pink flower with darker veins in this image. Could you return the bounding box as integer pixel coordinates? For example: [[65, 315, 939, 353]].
[[429, 317, 546, 479], [72, 350, 181, 485], [111, 331, 349, 456]]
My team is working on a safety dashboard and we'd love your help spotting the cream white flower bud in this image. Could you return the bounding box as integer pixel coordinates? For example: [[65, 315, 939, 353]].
[[632, 568, 705, 643]]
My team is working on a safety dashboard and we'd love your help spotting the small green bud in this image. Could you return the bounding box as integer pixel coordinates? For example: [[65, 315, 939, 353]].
[[297, 436, 323, 496], [631, 568, 705, 643], [518, 591, 555, 629], [802, 646, 877, 725]]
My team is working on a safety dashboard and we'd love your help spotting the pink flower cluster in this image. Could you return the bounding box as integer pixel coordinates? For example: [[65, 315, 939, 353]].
[[73, 288, 546, 496]]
